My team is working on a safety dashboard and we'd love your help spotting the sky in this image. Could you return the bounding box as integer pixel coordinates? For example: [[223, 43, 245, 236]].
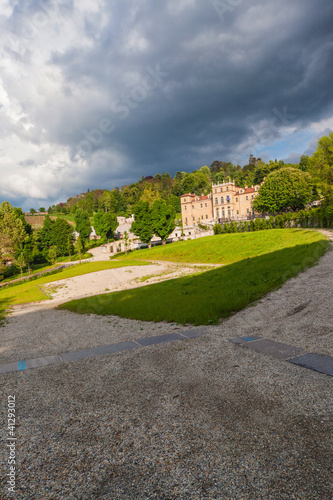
[[0, 0, 332, 211]]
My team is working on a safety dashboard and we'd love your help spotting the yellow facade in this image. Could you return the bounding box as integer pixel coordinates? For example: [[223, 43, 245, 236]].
[[181, 181, 261, 226], [181, 193, 213, 226]]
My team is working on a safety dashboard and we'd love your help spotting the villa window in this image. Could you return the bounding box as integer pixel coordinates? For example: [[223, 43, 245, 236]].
[[185, 217, 187, 222], [246, 196, 248, 200], [200, 204, 203, 208], [236, 197, 238, 202], [247, 208, 249, 213], [226, 187, 229, 191], [215, 198, 218, 204], [216, 209, 219, 218], [192, 205, 194, 209], [184, 206, 187, 210], [201, 215, 203, 219], [184, 198, 186, 202], [221, 188, 223, 192], [206, 214, 208, 219], [215, 189, 217, 193], [228, 209, 231, 216], [251, 195, 254, 199], [221, 197, 224, 203], [237, 210, 239, 214], [205, 203, 207, 207]]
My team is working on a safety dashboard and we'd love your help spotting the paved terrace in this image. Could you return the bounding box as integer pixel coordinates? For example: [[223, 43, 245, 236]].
[[0, 231, 332, 499]]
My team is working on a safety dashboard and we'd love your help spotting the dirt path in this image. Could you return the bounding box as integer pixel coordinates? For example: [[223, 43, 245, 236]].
[[9, 261, 212, 317]]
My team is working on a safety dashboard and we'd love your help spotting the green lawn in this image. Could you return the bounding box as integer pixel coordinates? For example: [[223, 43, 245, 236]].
[[0, 260, 148, 315], [59, 230, 329, 325], [119, 229, 325, 264]]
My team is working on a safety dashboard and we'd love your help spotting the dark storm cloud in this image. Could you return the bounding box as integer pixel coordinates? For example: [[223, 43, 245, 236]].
[[49, 0, 333, 175], [1, 0, 333, 209]]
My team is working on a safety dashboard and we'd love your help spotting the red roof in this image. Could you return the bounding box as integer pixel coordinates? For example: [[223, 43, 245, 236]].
[[236, 187, 255, 195]]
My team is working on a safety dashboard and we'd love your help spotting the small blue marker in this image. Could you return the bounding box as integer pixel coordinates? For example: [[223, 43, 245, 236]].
[[18, 361, 26, 371]]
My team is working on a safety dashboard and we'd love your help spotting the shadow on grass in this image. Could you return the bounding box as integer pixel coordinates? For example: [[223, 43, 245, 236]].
[[59, 240, 329, 325]]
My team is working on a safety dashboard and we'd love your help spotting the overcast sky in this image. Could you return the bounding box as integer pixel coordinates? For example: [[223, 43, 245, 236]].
[[1, 0, 332, 210]]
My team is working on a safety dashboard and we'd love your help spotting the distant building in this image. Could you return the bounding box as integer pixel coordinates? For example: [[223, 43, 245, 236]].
[[180, 193, 214, 226], [181, 180, 262, 227]]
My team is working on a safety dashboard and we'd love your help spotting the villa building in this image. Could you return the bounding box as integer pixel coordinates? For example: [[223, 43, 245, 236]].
[[181, 180, 261, 227]]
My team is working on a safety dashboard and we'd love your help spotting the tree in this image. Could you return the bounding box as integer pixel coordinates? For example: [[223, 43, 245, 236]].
[[93, 210, 118, 240], [75, 236, 84, 263], [253, 167, 312, 213], [75, 209, 91, 242], [151, 200, 176, 244], [51, 218, 74, 256], [123, 231, 130, 253], [67, 237, 73, 261], [131, 201, 154, 248], [309, 132, 333, 204], [0, 202, 27, 276], [48, 245, 57, 265]]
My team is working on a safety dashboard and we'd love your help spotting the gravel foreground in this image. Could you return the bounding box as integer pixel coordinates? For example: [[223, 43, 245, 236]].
[[0, 233, 332, 499]]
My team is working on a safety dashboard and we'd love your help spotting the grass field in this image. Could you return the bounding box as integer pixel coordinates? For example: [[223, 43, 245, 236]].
[[0, 260, 148, 318], [60, 230, 329, 325], [118, 229, 323, 264]]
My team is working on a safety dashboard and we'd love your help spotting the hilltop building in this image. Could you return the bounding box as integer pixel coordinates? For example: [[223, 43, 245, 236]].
[[181, 180, 261, 227]]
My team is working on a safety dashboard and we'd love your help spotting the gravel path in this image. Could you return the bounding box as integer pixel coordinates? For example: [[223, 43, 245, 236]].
[[0, 231, 332, 499]]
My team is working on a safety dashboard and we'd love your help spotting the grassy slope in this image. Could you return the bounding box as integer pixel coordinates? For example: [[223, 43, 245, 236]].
[[60, 230, 329, 325], [0, 260, 148, 312], [119, 229, 321, 264]]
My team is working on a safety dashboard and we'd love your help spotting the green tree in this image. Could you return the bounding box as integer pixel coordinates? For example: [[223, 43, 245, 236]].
[[309, 132, 333, 204], [75, 236, 84, 263], [93, 210, 118, 240], [131, 201, 154, 248], [48, 245, 57, 265], [123, 231, 130, 253], [253, 167, 312, 213], [52, 218, 74, 256], [0, 202, 27, 277], [151, 200, 176, 244], [75, 209, 91, 242]]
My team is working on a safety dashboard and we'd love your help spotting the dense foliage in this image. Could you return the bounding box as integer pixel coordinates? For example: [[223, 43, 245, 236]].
[[45, 154, 313, 217], [253, 168, 312, 213], [309, 131, 333, 204]]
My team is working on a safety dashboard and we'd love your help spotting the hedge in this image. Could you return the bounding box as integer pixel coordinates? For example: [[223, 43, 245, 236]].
[[213, 205, 333, 234]]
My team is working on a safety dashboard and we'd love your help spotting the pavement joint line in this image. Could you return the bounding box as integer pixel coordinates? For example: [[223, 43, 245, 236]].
[[2, 330, 332, 377], [0, 328, 206, 375], [229, 336, 333, 377]]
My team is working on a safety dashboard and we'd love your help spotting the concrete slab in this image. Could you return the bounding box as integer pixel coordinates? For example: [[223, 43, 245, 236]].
[[26, 355, 61, 370], [288, 353, 333, 377], [242, 339, 306, 360], [136, 333, 185, 347], [61, 341, 139, 362], [229, 336, 261, 344], [0, 362, 20, 375], [179, 329, 207, 339]]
